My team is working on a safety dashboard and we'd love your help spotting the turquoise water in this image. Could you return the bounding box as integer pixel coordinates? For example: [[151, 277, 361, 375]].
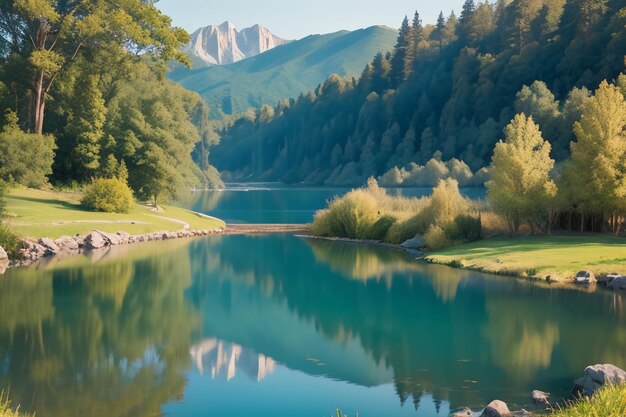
[[1, 234, 626, 417], [1, 186, 625, 417], [186, 184, 487, 224]]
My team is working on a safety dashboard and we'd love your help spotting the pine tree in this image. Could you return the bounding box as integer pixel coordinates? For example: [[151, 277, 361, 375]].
[[412, 11, 424, 52], [390, 16, 414, 87], [371, 53, 391, 93], [432, 11, 447, 51], [459, 0, 477, 41], [487, 114, 557, 234]]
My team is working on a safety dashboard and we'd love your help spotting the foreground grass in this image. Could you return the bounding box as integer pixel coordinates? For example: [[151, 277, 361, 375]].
[[553, 384, 626, 417], [4, 187, 225, 239], [0, 392, 27, 417], [426, 235, 626, 281]]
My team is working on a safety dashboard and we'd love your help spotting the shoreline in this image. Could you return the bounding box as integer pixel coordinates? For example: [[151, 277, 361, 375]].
[[1, 223, 312, 273]]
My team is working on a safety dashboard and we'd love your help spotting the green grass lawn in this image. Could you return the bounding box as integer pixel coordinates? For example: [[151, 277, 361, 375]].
[[426, 234, 626, 281], [4, 187, 225, 239]]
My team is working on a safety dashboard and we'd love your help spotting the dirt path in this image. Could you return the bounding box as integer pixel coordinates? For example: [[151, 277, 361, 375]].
[[223, 224, 310, 235]]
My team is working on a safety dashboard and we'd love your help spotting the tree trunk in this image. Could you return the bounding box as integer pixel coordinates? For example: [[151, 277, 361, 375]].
[[33, 69, 45, 134], [580, 212, 585, 233]]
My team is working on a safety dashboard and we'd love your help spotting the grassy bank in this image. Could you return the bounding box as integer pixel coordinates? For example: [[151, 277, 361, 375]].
[[426, 235, 626, 281], [3, 187, 225, 239], [553, 384, 626, 417]]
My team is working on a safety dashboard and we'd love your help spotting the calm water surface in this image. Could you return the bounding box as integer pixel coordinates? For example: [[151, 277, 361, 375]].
[[1, 187, 625, 417], [186, 183, 487, 224]]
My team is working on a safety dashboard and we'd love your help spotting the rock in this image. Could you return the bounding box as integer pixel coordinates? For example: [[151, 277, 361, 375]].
[[481, 400, 510, 417], [608, 277, 626, 290], [573, 364, 626, 397], [39, 237, 60, 254], [450, 407, 473, 417], [0, 246, 8, 274], [55, 236, 79, 251], [531, 390, 550, 405], [95, 230, 121, 246], [401, 235, 425, 249], [84, 231, 108, 250], [116, 231, 131, 244]]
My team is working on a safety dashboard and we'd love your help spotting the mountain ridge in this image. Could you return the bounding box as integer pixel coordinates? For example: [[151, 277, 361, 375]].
[[170, 25, 398, 117], [183, 21, 290, 66]]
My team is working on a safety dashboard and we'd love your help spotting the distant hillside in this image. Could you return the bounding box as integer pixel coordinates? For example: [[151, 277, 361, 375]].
[[169, 26, 398, 117], [210, 1, 626, 186]]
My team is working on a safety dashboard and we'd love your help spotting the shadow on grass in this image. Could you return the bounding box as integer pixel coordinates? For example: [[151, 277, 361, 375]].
[[8, 195, 85, 212]]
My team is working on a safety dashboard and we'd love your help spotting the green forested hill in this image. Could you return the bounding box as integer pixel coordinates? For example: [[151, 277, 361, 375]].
[[168, 26, 398, 117], [210, 0, 626, 185]]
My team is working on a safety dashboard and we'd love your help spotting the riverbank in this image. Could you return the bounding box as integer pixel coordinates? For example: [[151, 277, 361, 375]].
[[425, 234, 626, 282], [3, 187, 225, 239]]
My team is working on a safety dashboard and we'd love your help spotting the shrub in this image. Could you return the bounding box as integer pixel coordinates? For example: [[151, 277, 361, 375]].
[[0, 111, 56, 188], [366, 215, 396, 240], [385, 214, 428, 244], [81, 178, 134, 214], [0, 224, 21, 259], [424, 224, 452, 250], [452, 214, 482, 242], [311, 191, 379, 239]]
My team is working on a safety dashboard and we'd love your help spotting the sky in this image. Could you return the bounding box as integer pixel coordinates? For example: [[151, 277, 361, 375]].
[[156, 0, 466, 40]]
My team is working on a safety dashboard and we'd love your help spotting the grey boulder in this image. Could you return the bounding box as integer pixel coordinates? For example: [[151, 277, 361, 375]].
[[84, 231, 108, 250], [55, 236, 79, 251], [401, 235, 425, 249], [573, 364, 626, 397], [0, 245, 8, 274], [531, 390, 550, 405], [481, 400, 510, 417], [39, 237, 60, 254], [608, 277, 626, 290]]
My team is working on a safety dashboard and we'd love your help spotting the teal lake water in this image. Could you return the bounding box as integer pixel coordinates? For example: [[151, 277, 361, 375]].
[[1, 187, 625, 417], [186, 184, 487, 224]]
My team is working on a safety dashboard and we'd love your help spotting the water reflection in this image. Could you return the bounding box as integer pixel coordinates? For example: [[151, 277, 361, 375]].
[[1, 235, 626, 417], [190, 339, 276, 382]]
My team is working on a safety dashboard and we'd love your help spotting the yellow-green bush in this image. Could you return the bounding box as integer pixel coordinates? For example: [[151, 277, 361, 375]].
[[311, 189, 380, 239], [81, 178, 134, 214], [312, 178, 481, 249], [424, 224, 452, 250]]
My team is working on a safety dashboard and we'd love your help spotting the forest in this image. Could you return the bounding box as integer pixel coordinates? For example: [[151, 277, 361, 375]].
[[211, 0, 626, 186], [0, 0, 222, 205]]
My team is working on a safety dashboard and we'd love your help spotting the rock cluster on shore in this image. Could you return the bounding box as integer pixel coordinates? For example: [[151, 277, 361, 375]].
[[5, 228, 223, 270], [449, 363, 626, 417]]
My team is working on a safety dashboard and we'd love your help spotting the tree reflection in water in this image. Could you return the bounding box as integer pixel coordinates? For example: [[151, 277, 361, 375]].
[[1, 235, 626, 416]]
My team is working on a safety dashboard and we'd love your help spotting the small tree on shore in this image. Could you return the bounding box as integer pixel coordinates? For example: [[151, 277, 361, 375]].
[[487, 114, 557, 235], [560, 80, 626, 234]]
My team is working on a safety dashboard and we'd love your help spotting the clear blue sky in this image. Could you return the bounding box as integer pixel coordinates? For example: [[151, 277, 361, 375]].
[[156, 0, 466, 39]]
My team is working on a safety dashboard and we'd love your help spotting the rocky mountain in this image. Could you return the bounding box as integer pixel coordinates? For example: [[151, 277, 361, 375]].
[[170, 25, 398, 117], [183, 21, 290, 66]]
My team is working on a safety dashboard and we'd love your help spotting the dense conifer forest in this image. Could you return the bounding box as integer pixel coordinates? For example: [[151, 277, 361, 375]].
[[211, 0, 626, 186]]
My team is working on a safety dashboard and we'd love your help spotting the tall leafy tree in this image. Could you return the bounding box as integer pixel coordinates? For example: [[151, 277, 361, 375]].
[[560, 80, 626, 233], [0, 0, 190, 134], [487, 114, 557, 234]]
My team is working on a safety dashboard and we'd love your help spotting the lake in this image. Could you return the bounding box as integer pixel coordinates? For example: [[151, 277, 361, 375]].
[[184, 183, 487, 224], [1, 187, 625, 417]]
